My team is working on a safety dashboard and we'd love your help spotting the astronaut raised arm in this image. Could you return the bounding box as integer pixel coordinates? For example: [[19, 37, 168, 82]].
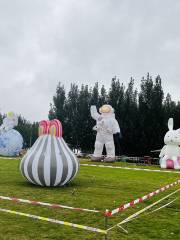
[[90, 105, 100, 120]]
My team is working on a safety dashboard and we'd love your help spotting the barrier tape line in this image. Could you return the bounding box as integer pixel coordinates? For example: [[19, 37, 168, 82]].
[[0, 208, 107, 234], [106, 179, 180, 217], [118, 188, 180, 225], [148, 198, 177, 215], [107, 188, 180, 233], [0, 196, 101, 214], [80, 164, 180, 174]]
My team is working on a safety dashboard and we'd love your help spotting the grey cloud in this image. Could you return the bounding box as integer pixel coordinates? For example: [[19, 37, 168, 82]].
[[0, 0, 179, 121]]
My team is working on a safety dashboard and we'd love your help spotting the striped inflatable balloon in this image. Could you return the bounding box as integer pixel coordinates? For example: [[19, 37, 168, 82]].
[[20, 119, 79, 186]]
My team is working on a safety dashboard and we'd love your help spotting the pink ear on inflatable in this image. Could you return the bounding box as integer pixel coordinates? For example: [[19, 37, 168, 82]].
[[49, 119, 63, 137], [39, 119, 63, 137], [39, 120, 50, 136]]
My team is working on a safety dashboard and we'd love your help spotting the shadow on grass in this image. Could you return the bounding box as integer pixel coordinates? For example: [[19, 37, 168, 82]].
[[16, 179, 81, 189]]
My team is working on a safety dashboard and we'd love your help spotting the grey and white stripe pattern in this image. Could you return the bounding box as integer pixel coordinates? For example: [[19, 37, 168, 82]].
[[20, 135, 79, 186]]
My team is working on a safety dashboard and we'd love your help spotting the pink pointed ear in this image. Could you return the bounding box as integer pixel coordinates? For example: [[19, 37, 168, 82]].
[[39, 120, 50, 136], [49, 119, 62, 137], [168, 118, 174, 131]]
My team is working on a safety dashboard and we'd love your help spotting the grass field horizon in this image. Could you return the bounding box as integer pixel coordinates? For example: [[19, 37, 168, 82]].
[[0, 157, 180, 240]]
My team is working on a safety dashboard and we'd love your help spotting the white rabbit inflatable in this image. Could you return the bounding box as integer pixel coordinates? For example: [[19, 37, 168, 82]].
[[159, 118, 180, 170], [90, 105, 120, 162]]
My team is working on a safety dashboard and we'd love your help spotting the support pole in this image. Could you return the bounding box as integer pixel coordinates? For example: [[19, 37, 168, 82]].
[[104, 209, 109, 240]]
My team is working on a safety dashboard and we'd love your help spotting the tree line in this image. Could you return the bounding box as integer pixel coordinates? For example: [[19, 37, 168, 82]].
[[0, 73, 179, 156], [48, 73, 180, 156]]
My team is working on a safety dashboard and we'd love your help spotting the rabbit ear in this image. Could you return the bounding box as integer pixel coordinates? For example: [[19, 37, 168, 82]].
[[168, 118, 174, 131]]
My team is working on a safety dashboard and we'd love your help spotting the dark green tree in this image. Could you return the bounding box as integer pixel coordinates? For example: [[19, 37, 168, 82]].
[[90, 82, 99, 106], [15, 116, 38, 148], [49, 83, 66, 126], [64, 84, 79, 149], [77, 85, 92, 152], [174, 102, 180, 128], [99, 85, 108, 106], [48, 74, 179, 156], [138, 74, 164, 155], [122, 78, 138, 155]]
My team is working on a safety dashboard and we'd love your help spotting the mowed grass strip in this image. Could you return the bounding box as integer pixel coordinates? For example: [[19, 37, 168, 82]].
[[0, 158, 180, 240]]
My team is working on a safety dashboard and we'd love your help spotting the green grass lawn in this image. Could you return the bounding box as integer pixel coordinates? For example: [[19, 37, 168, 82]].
[[0, 157, 180, 240]]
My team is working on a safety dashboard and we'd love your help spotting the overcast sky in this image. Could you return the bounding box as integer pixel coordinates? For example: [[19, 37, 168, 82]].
[[0, 0, 180, 122]]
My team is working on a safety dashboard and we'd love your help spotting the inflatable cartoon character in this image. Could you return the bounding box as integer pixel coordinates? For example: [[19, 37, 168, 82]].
[[159, 118, 180, 169], [0, 112, 23, 156], [91, 105, 121, 162]]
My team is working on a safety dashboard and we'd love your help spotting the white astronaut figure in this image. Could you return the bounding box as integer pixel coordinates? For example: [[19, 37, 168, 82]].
[[91, 105, 120, 162], [0, 112, 18, 134]]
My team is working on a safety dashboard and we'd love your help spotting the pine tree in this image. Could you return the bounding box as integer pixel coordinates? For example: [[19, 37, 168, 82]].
[[151, 75, 164, 149], [49, 82, 66, 125], [174, 102, 180, 129], [65, 84, 79, 150], [122, 78, 138, 155], [77, 85, 92, 152], [90, 82, 99, 106], [138, 73, 164, 155], [48, 103, 56, 120], [108, 77, 125, 155], [15, 116, 38, 148], [108, 76, 125, 122], [0, 113, 3, 125], [164, 93, 176, 120], [99, 85, 108, 106]]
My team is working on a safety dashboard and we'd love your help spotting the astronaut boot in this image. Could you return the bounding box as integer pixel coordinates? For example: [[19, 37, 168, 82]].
[[91, 139, 104, 162], [91, 155, 104, 162], [104, 140, 115, 163], [104, 156, 115, 163]]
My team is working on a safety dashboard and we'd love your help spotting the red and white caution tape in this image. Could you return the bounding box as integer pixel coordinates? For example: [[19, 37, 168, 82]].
[[0, 208, 107, 234], [105, 179, 180, 217], [80, 163, 180, 174], [107, 188, 180, 233], [118, 188, 180, 225], [0, 196, 101, 214]]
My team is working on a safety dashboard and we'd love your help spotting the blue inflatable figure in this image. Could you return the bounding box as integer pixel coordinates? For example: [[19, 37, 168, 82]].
[[0, 112, 23, 156]]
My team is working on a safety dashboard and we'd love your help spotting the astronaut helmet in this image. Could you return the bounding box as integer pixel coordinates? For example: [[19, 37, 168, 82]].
[[99, 105, 114, 114]]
